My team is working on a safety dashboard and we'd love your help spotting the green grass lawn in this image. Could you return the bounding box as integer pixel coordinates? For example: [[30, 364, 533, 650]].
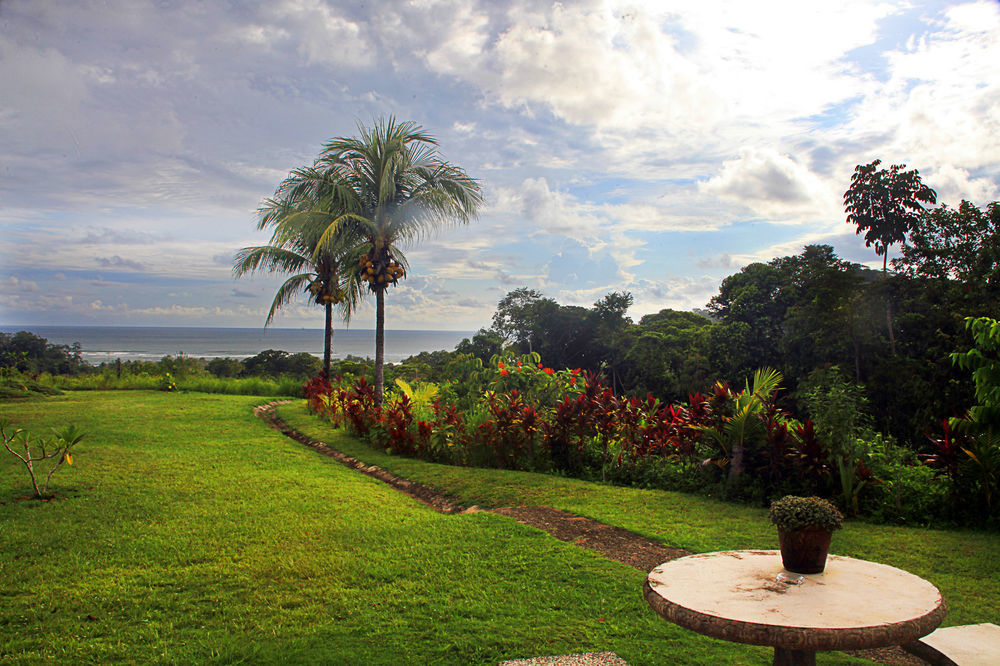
[[0, 392, 989, 664]]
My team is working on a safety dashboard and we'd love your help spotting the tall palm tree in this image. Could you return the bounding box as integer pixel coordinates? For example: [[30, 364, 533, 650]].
[[312, 117, 483, 407], [234, 167, 364, 377]]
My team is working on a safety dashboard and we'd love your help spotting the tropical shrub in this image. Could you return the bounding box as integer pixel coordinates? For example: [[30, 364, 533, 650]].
[[863, 434, 948, 525], [943, 316, 1000, 522]]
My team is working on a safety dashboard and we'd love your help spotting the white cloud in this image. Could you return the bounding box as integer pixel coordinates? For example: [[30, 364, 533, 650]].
[[843, 1, 1000, 188], [928, 163, 998, 206], [265, 0, 374, 67], [699, 148, 840, 221], [420, 1, 491, 74], [416, 0, 892, 143], [628, 276, 723, 314]]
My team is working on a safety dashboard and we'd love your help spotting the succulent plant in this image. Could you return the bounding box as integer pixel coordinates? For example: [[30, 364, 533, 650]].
[[768, 495, 844, 532]]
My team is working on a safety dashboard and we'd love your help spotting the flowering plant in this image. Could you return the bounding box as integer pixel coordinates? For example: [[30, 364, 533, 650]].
[[488, 352, 582, 408], [160, 372, 177, 392]]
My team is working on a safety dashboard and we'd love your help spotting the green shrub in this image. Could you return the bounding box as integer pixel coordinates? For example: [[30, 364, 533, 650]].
[[767, 495, 844, 532], [0, 371, 63, 400], [206, 357, 243, 377]]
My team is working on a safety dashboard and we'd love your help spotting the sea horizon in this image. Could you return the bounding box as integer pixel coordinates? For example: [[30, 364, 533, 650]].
[[0, 324, 475, 365]]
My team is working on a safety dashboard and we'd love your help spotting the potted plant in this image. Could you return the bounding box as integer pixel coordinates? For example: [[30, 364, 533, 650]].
[[768, 495, 844, 574]]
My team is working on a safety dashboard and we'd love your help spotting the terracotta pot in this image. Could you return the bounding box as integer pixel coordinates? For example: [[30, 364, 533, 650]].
[[778, 528, 833, 574]]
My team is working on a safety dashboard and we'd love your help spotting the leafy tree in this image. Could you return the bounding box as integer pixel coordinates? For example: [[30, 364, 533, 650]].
[[591, 291, 634, 392], [709, 262, 790, 374], [618, 309, 713, 401], [0, 331, 88, 375], [592, 291, 633, 327], [844, 160, 936, 355], [235, 166, 364, 377], [315, 117, 482, 407], [528, 302, 597, 371], [206, 357, 243, 378], [895, 200, 1000, 315], [490, 288, 550, 350], [157, 354, 204, 379], [242, 349, 321, 378], [455, 329, 505, 364], [772, 245, 872, 383], [844, 160, 937, 272]]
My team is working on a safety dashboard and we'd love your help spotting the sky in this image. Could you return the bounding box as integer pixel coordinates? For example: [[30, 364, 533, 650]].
[[2, 0, 999, 332]]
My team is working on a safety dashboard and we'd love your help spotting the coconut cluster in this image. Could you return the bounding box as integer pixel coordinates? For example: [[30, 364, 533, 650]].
[[307, 280, 345, 304], [359, 253, 404, 288]]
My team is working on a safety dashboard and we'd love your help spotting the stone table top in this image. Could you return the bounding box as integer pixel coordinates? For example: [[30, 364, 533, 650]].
[[644, 550, 946, 652]]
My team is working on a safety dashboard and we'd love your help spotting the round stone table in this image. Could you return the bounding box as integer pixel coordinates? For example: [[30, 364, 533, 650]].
[[643, 550, 946, 666]]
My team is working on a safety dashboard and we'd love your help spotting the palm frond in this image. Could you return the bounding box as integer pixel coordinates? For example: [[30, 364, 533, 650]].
[[266, 273, 313, 326], [233, 246, 310, 277]]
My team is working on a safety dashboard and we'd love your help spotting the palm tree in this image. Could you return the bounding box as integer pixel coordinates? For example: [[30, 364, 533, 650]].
[[234, 167, 364, 377], [312, 117, 483, 407]]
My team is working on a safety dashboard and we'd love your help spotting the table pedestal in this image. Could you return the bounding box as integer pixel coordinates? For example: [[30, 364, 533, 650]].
[[773, 646, 815, 666]]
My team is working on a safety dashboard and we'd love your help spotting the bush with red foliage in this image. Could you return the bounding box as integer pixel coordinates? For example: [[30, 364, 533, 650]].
[[474, 390, 543, 469], [303, 374, 333, 414]]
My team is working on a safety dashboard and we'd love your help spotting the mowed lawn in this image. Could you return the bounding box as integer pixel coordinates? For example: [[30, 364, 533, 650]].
[[0, 392, 989, 664]]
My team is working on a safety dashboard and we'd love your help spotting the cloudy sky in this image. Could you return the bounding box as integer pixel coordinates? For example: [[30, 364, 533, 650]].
[[2, 0, 998, 331]]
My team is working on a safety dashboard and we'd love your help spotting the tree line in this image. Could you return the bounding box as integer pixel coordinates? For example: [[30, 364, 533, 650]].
[[451, 191, 998, 452]]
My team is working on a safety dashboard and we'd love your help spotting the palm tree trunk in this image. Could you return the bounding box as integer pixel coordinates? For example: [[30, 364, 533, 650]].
[[374, 287, 385, 411], [323, 301, 333, 378], [728, 443, 744, 485]]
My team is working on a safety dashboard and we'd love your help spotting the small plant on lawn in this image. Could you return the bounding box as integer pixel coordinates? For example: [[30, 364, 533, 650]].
[[1, 419, 85, 499], [768, 495, 844, 532], [159, 372, 177, 392]]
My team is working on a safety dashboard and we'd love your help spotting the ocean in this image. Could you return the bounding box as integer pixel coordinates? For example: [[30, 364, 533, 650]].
[[0, 325, 474, 365]]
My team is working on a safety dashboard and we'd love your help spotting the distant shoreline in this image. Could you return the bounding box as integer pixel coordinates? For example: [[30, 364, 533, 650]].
[[1, 325, 474, 364]]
